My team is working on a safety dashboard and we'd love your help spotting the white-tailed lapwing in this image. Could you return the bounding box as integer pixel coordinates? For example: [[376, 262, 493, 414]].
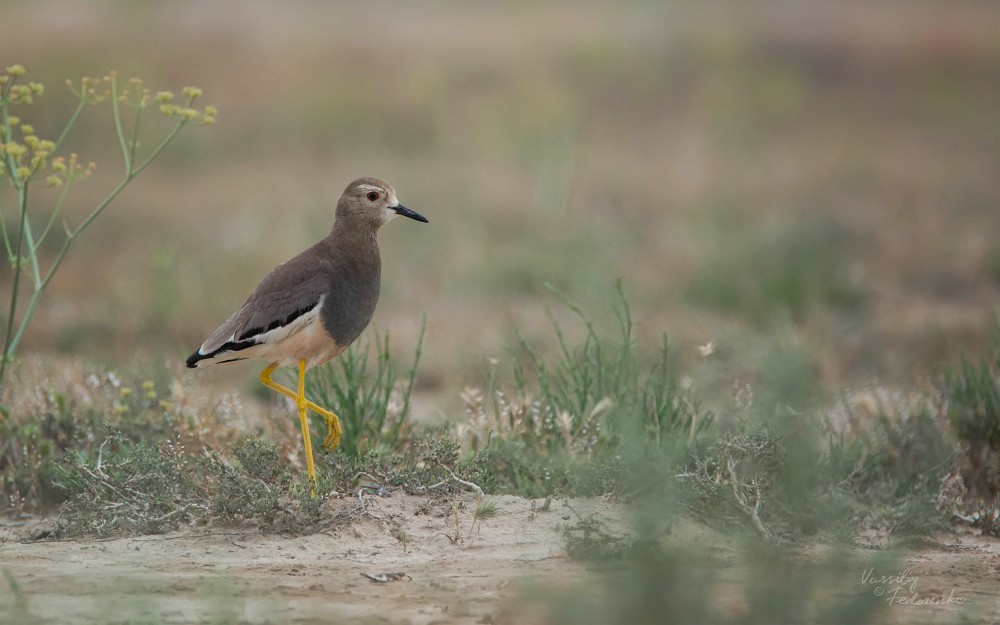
[[186, 177, 428, 491]]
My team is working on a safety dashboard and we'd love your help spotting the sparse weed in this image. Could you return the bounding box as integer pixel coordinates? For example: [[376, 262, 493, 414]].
[[683, 424, 783, 541], [459, 282, 711, 497], [474, 499, 499, 521], [0, 368, 192, 510], [52, 433, 204, 537]]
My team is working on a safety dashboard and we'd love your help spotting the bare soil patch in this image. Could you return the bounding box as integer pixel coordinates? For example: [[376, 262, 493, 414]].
[[2, 493, 997, 625]]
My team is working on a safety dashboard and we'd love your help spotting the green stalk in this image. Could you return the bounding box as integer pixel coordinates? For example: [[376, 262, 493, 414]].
[[110, 75, 131, 173], [0, 100, 17, 261], [30, 173, 74, 264], [0, 95, 18, 385], [132, 121, 185, 176], [53, 96, 86, 150], [128, 99, 144, 167], [20, 211, 41, 287], [0, 67, 204, 391], [71, 122, 183, 239], [67, 172, 131, 240]]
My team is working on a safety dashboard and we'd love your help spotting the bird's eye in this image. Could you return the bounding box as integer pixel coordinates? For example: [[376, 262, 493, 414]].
[[366, 191, 380, 202]]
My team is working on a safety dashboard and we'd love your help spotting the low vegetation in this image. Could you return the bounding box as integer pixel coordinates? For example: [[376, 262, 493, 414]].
[[2, 290, 995, 545]]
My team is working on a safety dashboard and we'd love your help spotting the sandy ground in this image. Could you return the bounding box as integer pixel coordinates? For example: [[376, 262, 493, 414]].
[[1, 493, 998, 625]]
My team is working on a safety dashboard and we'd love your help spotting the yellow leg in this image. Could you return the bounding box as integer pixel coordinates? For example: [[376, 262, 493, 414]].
[[296, 360, 318, 495], [258, 363, 345, 487], [259, 364, 343, 452], [259, 361, 317, 495]]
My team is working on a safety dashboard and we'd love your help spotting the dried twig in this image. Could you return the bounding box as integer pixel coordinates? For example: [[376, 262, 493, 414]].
[[361, 572, 410, 583], [355, 486, 386, 521], [427, 465, 484, 501], [150, 505, 195, 525], [77, 465, 129, 502], [96, 438, 109, 477], [725, 456, 773, 542]]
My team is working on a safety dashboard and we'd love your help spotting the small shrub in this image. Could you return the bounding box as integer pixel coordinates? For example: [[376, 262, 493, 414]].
[[562, 513, 634, 562], [53, 434, 202, 537], [210, 438, 290, 521], [0, 369, 184, 510]]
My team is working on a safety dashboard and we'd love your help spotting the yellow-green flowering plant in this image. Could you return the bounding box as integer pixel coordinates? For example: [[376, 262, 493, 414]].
[[0, 65, 215, 389]]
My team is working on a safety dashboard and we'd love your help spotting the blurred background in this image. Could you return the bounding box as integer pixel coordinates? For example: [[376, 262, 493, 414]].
[[2, 0, 997, 416]]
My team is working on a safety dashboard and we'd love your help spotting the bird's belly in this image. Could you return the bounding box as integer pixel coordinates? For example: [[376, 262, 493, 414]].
[[256, 314, 346, 369]]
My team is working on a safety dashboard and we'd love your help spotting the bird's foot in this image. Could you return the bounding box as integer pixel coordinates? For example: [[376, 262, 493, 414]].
[[320, 412, 343, 451]]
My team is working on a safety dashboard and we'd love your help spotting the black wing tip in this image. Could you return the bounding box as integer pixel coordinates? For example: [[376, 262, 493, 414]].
[[186, 351, 203, 368], [187, 338, 258, 369]]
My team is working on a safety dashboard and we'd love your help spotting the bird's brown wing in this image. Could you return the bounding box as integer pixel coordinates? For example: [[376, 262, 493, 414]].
[[192, 249, 330, 360]]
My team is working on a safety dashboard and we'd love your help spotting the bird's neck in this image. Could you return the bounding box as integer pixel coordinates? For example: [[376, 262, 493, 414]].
[[325, 218, 381, 282], [329, 217, 380, 251]]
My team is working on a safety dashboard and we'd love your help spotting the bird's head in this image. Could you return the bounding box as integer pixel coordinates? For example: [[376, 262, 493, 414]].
[[337, 177, 428, 227]]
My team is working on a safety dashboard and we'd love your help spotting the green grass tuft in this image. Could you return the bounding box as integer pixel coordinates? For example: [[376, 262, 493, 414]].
[[938, 326, 1000, 497]]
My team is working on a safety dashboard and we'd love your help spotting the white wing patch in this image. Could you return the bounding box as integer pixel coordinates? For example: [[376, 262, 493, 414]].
[[193, 295, 331, 366], [248, 294, 326, 347]]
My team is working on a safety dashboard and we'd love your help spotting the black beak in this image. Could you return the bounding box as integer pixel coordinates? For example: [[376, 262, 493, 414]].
[[392, 204, 428, 223]]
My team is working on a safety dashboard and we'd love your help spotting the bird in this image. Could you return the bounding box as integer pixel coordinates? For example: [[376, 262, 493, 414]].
[[186, 177, 428, 492]]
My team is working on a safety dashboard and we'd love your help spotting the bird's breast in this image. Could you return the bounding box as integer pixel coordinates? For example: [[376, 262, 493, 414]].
[[319, 257, 381, 347]]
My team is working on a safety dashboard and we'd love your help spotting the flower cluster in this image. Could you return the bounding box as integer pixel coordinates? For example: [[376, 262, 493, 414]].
[[0, 126, 96, 187], [1, 65, 216, 186], [1, 65, 97, 185], [63, 72, 217, 125], [0, 64, 44, 104], [157, 86, 217, 125]]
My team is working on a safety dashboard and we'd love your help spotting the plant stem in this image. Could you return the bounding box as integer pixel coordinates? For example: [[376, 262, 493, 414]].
[[20, 215, 42, 288], [54, 97, 87, 151], [129, 101, 144, 167], [0, 191, 11, 261], [110, 75, 131, 174], [68, 172, 131, 240], [30, 173, 74, 263], [1, 183, 29, 383], [133, 122, 185, 176], [0, 100, 17, 260]]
